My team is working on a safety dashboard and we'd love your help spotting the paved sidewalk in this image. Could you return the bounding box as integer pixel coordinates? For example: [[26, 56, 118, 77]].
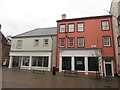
[[2, 67, 119, 88]]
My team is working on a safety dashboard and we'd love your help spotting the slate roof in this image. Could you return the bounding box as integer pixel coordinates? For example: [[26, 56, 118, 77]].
[[13, 27, 57, 37]]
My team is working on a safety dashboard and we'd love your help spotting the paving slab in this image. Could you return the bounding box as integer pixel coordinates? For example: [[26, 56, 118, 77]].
[[2, 67, 119, 88]]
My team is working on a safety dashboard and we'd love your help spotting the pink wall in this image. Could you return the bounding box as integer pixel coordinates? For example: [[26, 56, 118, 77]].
[[56, 16, 117, 74]]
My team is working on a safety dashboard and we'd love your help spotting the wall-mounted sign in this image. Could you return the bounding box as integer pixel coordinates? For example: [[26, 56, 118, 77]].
[[77, 61, 82, 65]]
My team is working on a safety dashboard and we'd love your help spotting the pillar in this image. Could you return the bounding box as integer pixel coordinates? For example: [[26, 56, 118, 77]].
[[8, 56, 13, 68], [28, 56, 32, 70], [59, 56, 62, 72], [48, 56, 51, 71], [71, 56, 74, 70], [85, 57, 88, 74]]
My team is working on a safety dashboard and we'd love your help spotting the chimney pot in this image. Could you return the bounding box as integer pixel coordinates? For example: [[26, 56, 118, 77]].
[[62, 14, 66, 19]]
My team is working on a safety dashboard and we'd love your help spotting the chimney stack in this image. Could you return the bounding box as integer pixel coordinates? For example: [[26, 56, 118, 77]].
[[62, 14, 66, 20]]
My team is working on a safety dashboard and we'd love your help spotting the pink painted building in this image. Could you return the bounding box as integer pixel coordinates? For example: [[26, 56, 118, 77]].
[[56, 14, 117, 77]]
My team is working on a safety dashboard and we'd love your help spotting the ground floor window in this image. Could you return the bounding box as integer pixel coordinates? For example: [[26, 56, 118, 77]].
[[62, 57, 71, 70], [22, 56, 29, 66], [75, 57, 85, 70], [32, 56, 49, 67], [88, 57, 98, 71]]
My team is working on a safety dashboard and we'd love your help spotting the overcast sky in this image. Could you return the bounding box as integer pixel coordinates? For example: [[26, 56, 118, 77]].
[[0, 0, 113, 36]]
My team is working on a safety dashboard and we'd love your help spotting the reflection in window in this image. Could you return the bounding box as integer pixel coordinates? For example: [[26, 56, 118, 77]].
[[22, 56, 29, 66]]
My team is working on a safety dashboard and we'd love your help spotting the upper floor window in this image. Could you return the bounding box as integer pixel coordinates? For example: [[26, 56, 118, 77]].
[[118, 36, 120, 47], [43, 39, 48, 46], [68, 24, 74, 32], [68, 38, 74, 47], [78, 37, 84, 47], [60, 24, 65, 32], [17, 40, 22, 49], [77, 23, 84, 32], [59, 38, 65, 47], [117, 17, 120, 26], [34, 39, 39, 46], [103, 36, 111, 47], [102, 21, 109, 30]]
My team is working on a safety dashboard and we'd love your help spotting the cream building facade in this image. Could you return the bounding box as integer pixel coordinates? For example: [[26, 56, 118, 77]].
[[8, 27, 56, 71], [110, 0, 120, 76]]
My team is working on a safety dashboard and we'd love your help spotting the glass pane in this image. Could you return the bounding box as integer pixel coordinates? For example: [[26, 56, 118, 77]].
[[60, 25, 65, 32], [78, 38, 84, 47], [43, 57, 48, 67], [17, 40, 22, 48], [22, 56, 29, 66], [59, 38, 65, 47], [68, 38, 74, 47], [68, 24, 74, 32], [78, 23, 84, 31], [102, 21, 109, 30], [34, 40, 39, 46], [62, 57, 71, 70], [32, 57, 37, 66], [103, 37, 110, 46], [75, 57, 85, 70], [38, 57, 43, 66], [88, 57, 98, 71]]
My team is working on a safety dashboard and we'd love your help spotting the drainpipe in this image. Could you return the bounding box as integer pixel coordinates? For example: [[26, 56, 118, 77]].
[[50, 35, 53, 71]]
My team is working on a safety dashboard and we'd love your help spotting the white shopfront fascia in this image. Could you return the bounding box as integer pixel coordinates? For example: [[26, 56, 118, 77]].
[[9, 51, 51, 71], [59, 49, 103, 76]]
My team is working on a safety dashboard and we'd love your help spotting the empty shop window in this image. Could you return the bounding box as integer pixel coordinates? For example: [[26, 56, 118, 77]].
[[88, 57, 99, 71]]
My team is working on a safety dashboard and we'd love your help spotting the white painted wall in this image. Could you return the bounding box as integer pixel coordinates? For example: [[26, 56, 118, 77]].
[[11, 36, 55, 51]]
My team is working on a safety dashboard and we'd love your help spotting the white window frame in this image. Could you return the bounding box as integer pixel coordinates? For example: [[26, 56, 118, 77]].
[[77, 23, 84, 32], [78, 37, 84, 47], [43, 39, 48, 46], [103, 37, 111, 46], [60, 24, 65, 32], [102, 21, 109, 30], [68, 24, 74, 32], [16, 40, 22, 49], [34, 39, 39, 46], [59, 38, 65, 47], [32, 56, 49, 67], [68, 38, 74, 47]]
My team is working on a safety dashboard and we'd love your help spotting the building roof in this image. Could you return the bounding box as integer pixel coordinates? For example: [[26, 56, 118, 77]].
[[56, 15, 112, 22], [13, 27, 57, 38]]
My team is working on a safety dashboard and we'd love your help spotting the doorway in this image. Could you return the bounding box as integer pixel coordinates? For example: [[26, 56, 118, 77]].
[[105, 64, 112, 76], [104, 58, 114, 77], [62, 57, 71, 70]]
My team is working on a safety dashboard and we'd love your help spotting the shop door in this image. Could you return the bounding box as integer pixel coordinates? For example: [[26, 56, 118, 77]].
[[105, 64, 112, 76], [62, 57, 71, 70]]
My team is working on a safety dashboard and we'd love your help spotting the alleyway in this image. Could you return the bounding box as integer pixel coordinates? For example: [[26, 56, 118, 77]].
[[2, 67, 119, 88]]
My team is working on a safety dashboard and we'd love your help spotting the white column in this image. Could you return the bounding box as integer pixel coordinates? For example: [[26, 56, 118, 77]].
[[71, 56, 74, 70], [59, 56, 62, 72], [98, 56, 103, 76], [111, 60, 114, 77], [85, 57, 88, 74], [8, 56, 13, 68], [48, 56, 51, 71], [28, 56, 32, 70]]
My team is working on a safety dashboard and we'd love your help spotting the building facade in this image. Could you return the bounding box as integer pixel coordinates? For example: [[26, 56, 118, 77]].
[[110, 0, 120, 76], [0, 31, 11, 66], [8, 27, 56, 71], [56, 14, 117, 77]]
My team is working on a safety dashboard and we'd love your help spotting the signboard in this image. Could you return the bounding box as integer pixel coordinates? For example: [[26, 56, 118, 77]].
[[77, 61, 82, 65]]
